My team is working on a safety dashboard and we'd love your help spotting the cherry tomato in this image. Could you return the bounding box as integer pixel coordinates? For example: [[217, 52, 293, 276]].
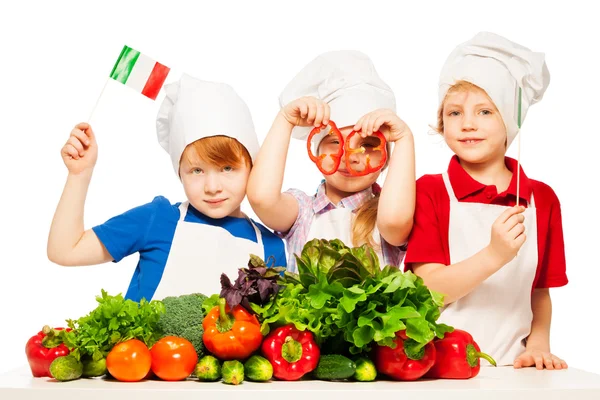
[[106, 339, 151, 382], [150, 336, 198, 381]]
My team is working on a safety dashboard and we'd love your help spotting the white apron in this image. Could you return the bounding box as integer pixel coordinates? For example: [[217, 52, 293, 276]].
[[152, 202, 264, 300], [438, 172, 538, 366], [307, 207, 385, 265]]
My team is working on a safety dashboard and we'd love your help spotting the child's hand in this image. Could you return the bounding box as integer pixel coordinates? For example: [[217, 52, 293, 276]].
[[514, 349, 568, 370], [487, 205, 527, 266], [353, 109, 412, 142], [61, 122, 98, 175], [280, 96, 330, 128]]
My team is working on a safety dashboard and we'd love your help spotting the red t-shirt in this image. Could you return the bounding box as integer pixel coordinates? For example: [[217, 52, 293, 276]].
[[404, 156, 568, 289]]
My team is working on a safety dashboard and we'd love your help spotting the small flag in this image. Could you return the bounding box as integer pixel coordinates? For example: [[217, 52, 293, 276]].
[[109, 45, 170, 100]]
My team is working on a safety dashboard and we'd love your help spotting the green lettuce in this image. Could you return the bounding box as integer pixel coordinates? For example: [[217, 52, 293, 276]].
[[251, 239, 453, 354]]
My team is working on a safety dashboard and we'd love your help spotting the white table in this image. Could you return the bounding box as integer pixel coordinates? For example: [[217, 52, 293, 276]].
[[2, 366, 600, 400]]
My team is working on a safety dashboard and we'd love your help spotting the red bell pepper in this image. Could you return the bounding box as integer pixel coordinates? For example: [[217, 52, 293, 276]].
[[25, 325, 71, 377], [374, 330, 436, 381], [202, 298, 263, 361], [425, 329, 497, 379], [261, 324, 320, 381], [344, 130, 387, 177], [306, 121, 344, 175]]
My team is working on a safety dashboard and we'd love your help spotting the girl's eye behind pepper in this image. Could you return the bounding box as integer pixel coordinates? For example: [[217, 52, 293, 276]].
[[344, 131, 387, 177], [306, 121, 387, 176], [307, 121, 344, 176]]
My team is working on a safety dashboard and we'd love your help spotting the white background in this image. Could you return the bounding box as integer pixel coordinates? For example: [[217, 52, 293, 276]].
[[1, 0, 598, 376]]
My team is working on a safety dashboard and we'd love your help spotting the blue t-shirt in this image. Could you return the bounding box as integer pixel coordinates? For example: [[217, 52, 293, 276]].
[[92, 196, 287, 302]]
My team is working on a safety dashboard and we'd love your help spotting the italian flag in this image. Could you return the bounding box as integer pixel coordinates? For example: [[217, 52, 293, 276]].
[[110, 45, 170, 100]]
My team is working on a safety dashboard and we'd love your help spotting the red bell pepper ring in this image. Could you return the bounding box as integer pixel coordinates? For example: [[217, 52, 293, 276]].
[[261, 324, 320, 381], [374, 330, 436, 381], [425, 329, 497, 379], [344, 130, 387, 177], [306, 121, 344, 175], [25, 325, 71, 377]]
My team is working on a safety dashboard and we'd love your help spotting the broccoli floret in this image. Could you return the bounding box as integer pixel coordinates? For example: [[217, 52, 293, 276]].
[[180, 325, 205, 356], [156, 293, 208, 358]]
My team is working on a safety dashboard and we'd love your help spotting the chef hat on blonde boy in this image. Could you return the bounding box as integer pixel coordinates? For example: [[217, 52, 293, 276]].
[[438, 32, 550, 148]]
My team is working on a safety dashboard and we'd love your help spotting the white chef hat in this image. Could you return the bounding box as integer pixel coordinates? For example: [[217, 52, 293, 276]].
[[156, 73, 260, 176], [279, 50, 396, 148], [438, 32, 550, 148]]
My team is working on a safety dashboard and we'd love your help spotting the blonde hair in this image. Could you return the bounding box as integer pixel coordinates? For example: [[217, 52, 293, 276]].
[[182, 135, 252, 170], [435, 80, 499, 134], [352, 192, 380, 249]]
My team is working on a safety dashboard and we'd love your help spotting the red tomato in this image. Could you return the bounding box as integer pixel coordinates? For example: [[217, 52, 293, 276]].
[[150, 336, 198, 381], [106, 339, 151, 382]]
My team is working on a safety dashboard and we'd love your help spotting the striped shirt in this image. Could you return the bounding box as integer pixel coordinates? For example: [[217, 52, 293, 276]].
[[278, 182, 405, 272]]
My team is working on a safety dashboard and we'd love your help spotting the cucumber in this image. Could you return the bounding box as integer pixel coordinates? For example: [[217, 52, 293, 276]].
[[314, 354, 356, 381], [49, 355, 83, 382], [353, 357, 377, 382], [222, 360, 244, 385], [82, 356, 107, 378], [244, 355, 273, 382], [195, 355, 221, 382]]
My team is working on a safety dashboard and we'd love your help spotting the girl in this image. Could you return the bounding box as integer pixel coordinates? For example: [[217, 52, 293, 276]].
[[404, 32, 568, 369], [47, 74, 286, 302], [247, 50, 415, 271]]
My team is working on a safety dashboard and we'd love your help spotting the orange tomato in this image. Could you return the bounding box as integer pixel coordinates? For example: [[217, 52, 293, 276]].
[[106, 339, 151, 382], [150, 336, 198, 381]]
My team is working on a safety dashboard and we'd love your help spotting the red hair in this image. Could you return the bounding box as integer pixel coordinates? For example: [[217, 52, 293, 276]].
[[181, 135, 252, 169]]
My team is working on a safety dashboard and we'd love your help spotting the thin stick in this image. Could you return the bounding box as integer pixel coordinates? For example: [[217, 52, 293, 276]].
[[516, 87, 522, 208], [515, 88, 523, 259], [88, 78, 110, 123], [516, 130, 521, 207]]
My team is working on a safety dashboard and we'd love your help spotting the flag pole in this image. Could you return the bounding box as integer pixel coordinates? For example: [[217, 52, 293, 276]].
[[87, 44, 128, 124], [516, 87, 522, 208], [88, 78, 110, 123]]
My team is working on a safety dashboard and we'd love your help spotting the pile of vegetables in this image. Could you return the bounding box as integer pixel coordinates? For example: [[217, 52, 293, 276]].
[[26, 239, 495, 384], [156, 293, 208, 358], [253, 239, 453, 353]]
